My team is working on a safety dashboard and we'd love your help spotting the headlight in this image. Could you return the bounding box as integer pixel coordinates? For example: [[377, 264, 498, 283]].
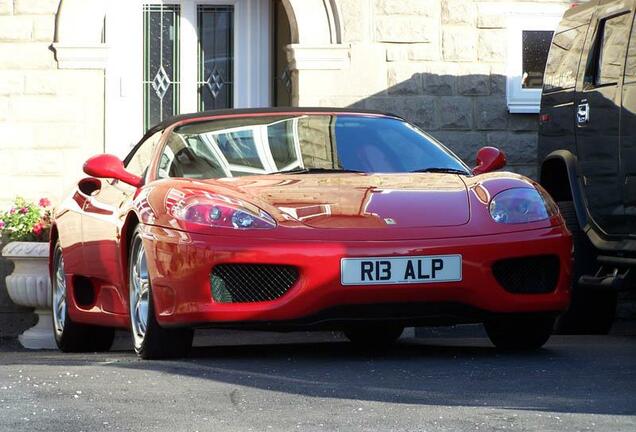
[[170, 193, 276, 230], [489, 188, 556, 224]]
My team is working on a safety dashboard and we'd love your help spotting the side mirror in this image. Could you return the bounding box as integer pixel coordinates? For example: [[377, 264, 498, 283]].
[[83, 154, 143, 188], [472, 146, 506, 175]]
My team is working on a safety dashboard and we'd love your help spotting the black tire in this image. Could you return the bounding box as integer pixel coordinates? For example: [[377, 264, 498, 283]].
[[485, 314, 555, 350], [344, 324, 404, 348], [51, 241, 115, 352], [129, 227, 193, 359], [556, 201, 617, 334]]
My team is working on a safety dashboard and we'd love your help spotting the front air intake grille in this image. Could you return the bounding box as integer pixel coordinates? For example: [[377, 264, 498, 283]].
[[211, 264, 299, 303], [492, 255, 560, 294]]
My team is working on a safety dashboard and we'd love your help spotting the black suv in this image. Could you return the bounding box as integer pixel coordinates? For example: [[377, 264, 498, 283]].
[[539, 0, 635, 333]]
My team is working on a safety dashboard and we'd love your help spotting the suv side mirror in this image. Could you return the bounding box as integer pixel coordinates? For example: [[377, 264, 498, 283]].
[[472, 146, 506, 175], [83, 154, 143, 188]]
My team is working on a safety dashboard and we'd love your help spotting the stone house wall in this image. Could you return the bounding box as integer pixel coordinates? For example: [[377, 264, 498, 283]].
[[0, 0, 104, 209], [296, 0, 574, 178], [0, 0, 575, 210]]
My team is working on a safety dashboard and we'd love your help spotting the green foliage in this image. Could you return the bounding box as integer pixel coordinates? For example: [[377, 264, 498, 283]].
[[0, 197, 52, 243]]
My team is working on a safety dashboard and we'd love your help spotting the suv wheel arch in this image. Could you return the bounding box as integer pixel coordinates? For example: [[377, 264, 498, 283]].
[[540, 150, 588, 229]]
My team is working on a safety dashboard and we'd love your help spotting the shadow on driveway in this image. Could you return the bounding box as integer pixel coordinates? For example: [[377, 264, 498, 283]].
[[3, 333, 633, 416]]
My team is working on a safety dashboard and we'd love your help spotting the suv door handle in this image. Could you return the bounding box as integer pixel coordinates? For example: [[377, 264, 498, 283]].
[[577, 102, 590, 126]]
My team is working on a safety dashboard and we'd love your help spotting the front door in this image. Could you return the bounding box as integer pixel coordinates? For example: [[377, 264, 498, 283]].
[[105, 0, 272, 156], [575, 3, 633, 235]]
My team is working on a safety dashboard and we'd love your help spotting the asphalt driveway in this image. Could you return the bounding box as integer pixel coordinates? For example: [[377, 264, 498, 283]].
[[0, 325, 635, 432]]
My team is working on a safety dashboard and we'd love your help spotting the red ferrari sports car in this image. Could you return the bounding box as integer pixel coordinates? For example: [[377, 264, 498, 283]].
[[50, 108, 572, 359]]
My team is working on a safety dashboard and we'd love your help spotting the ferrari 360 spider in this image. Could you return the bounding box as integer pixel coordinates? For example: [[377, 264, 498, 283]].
[[50, 108, 572, 358]]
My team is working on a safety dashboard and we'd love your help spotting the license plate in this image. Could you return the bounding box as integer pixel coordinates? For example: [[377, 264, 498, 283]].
[[340, 255, 462, 286]]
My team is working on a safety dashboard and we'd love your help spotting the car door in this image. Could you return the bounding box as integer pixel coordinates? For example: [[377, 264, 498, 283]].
[[56, 178, 101, 277], [574, 1, 633, 235], [80, 130, 163, 314], [620, 10, 636, 233], [539, 22, 590, 164]]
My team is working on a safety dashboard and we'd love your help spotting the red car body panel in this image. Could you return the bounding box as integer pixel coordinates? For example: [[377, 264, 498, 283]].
[[142, 226, 570, 327], [51, 110, 572, 331]]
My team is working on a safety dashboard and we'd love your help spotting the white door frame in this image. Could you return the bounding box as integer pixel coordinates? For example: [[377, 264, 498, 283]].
[[104, 0, 271, 157]]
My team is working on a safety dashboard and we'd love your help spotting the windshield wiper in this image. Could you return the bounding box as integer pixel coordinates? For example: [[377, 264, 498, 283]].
[[410, 167, 469, 175], [270, 167, 365, 175]]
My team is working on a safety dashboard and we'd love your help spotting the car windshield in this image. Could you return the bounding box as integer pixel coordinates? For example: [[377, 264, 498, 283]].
[[157, 114, 469, 179]]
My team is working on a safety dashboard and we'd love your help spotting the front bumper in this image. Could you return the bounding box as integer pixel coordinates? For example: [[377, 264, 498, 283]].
[[142, 225, 572, 328]]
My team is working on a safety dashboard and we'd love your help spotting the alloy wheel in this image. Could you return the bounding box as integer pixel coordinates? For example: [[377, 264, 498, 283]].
[[52, 250, 66, 336], [129, 236, 150, 348]]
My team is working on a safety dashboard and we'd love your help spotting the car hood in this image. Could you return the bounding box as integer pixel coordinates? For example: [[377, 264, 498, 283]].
[[207, 173, 470, 229]]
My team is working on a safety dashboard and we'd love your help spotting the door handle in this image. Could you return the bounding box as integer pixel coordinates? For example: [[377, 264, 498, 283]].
[[577, 102, 590, 126]]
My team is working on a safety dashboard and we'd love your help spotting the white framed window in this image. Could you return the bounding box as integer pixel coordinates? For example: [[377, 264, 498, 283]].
[[506, 11, 564, 113], [104, 0, 271, 156]]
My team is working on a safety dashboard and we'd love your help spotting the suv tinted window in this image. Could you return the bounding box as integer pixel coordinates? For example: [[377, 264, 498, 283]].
[[543, 26, 587, 92], [585, 13, 631, 87]]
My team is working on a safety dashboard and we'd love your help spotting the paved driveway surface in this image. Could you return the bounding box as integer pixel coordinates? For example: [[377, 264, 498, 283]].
[[0, 328, 635, 432]]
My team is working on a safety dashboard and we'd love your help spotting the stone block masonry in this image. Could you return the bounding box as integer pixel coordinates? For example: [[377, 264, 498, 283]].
[[0, 0, 96, 335], [301, 0, 574, 176], [0, 0, 104, 209]]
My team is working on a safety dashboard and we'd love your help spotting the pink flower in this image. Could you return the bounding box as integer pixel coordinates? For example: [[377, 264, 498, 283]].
[[0, 220, 4, 230], [9, 208, 15, 215], [32, 223, 43, 236], [19, 207, 28, 214], [39, 198, 51, 208]]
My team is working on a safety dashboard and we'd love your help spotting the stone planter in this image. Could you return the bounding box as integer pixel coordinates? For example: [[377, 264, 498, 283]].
[[1, 241, 56, 349]]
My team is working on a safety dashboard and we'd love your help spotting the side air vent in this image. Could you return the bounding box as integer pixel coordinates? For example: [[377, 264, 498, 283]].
[[492, 255, 560, 294], [211, 264, 299, 303]]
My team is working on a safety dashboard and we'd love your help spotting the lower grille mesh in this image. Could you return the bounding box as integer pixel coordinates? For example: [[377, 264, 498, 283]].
[[211, 264, 299, 303], [492, 255, 560, 294]]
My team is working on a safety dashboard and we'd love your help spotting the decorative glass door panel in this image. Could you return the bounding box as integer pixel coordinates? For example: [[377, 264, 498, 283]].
[[143, 3, 237, 129], [143, 4, 181, 130], [198, 5, 234, 111]]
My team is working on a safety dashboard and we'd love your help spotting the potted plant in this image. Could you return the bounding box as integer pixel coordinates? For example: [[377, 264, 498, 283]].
[[0, 197, 55, 349]]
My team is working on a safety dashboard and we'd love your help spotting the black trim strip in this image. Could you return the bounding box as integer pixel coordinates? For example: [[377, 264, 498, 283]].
[[161, 302, 562, 331]]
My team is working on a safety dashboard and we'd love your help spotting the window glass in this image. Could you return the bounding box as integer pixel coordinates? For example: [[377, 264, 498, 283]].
[[125, 131, 163, 177], [543, 26, 587, 92], [296, 116, 335, 169], [505, 14, 563, 113], [142, 4, 180, 131], [158, 133, 227, 179], [215, 130, 263, 169], [624, 14, 636, 84], [334, 119, 453, 173], [267, 120, 298, 170], [164, 115, 468, 179], [522, 30, 554, 89], [197, 5, 234, 110], [587, 13, 631, 86]]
